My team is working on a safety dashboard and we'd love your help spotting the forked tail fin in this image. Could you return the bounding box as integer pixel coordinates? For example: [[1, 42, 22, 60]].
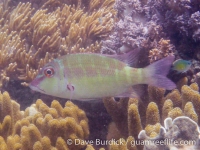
[[144, 56, 176, 90]]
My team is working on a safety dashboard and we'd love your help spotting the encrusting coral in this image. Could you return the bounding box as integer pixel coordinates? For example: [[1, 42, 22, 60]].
[[139, 116, 200, 150], [0, 0, 116, 88], [103, 80, 200, 149], [0, 91, 89, 150]]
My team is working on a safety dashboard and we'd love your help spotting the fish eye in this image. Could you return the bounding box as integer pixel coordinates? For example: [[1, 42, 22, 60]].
[[44, 67, 54, 77]]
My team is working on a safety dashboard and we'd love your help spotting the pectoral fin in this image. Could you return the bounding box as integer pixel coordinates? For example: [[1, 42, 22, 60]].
[[67, 83, 74, 91], [66, 83, 75, 100]]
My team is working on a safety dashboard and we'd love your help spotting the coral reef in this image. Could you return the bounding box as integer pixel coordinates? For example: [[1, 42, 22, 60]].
[[0, 0, 116, 88], [1, 77, 200, 150], [0, 91, 89, 150], [103, 80, 200, 149], [1, 0, 200, 149], [3, 82, 200, 149], [101, 0, 200, 64], [101, 0, 175, 63]]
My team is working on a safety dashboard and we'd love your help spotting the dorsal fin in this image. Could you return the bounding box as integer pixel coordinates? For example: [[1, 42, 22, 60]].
[[102, 49, 140, 66]]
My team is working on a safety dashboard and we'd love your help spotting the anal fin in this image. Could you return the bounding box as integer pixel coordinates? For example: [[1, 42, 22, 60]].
[[115, 86, 143, 98]]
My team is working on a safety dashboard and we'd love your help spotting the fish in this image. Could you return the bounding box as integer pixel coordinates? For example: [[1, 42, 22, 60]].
[[172, 59, 192, 73], [29, 52, 176, 100]]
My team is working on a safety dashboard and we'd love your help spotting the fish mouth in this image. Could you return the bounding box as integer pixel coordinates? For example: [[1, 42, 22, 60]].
[[29, 84, 45, 93]]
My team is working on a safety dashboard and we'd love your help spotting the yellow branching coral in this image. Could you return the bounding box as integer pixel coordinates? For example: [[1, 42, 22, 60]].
[[0, 91, 24, 138], [0, 91, 89, 150], [146, 81, 200, 125], [164, 89, 182, 108], [103, 97, 143, 149], [0, 0, 116, 88], [181, 85, 194, 107], [184, 102, 198, 123], [146, 102, 160, 125], [103, 80, 200, 149], [176, 76, 188, 91], [181, 84, 200, 124], [148, 85, 165, 113], [168, 107, 183, 119], [103, 97, 129, 137], [23, 99, 89, 149], [128, 104, 142, 139], [162, 99, 173, 122], [144, 123, 161, 137]]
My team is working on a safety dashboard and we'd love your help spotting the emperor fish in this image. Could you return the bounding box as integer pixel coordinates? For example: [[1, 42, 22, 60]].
[[29, 52, 176, 100]]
